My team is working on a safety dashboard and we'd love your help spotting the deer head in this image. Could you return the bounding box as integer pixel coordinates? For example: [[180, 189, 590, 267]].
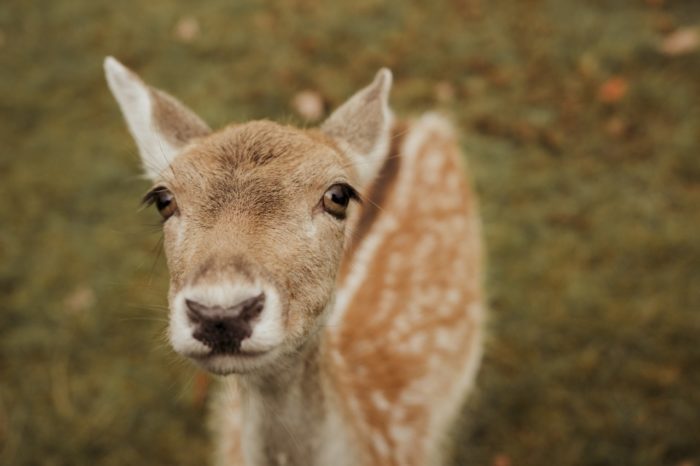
[[105, 57, 393, 375]]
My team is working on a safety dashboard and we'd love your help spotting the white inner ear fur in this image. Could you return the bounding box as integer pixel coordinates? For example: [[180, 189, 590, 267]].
[[321, 68, 394, 188], [104, 56, 210, 180]]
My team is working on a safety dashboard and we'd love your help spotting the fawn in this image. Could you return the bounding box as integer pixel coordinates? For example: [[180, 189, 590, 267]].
[[105, 57, 484, 466]]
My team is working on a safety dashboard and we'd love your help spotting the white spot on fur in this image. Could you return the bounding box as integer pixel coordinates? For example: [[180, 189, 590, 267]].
[[435, 328, 456, 351], [389, 425, 415, 454], [371, 430, 390, 458], [405, 332, 428, 353], [370, 391, 391, 412]]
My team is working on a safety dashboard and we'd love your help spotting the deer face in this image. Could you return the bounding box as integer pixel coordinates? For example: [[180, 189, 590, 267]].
[[105, 58, 392, 374], [151, 123, 360, 374]]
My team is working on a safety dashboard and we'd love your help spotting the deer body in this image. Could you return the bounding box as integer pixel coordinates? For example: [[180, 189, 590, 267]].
[[105, 58, 483, 466]]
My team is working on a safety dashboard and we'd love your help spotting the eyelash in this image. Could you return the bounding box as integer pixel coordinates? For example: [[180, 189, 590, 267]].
[[141, 186, 178, 221], [335, 183, 361, 203]]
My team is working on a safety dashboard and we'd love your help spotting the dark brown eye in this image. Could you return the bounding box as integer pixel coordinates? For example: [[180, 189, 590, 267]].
[[143, 187, 178, 220], [322, 184, 357, 219]]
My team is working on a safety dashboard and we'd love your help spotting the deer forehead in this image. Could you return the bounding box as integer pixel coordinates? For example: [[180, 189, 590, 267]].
[[163, 121, 354, 219]]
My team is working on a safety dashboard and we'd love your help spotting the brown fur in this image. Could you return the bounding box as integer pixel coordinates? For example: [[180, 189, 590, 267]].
[[159, 121, 353, 350], [105, 58, 483, 466]]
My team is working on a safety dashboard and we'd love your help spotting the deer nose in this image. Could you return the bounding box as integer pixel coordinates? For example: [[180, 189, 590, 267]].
[[185, 293, 265, 353]]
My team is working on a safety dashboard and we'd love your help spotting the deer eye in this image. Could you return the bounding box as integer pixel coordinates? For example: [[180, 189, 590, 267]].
[[322, 184, 358, 220], [143, 187, 178, 220]]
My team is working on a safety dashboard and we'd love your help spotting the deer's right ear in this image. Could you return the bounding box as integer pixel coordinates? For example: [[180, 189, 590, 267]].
[[104, 56, 211, 180]]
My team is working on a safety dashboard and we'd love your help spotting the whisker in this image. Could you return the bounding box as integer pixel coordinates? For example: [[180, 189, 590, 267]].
[[117, 316, 170, 323], [148, 235, 165, 286]]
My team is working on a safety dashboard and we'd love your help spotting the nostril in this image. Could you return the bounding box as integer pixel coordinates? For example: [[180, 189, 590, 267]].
[[239, 293, 265, 321], [185, 299, 209, 324]]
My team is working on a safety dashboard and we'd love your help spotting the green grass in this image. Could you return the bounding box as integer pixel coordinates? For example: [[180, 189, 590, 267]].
[[1, 0, 699, 464]]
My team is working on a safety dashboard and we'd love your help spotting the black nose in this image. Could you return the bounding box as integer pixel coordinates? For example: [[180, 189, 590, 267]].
[[185, 293, 265, 353]]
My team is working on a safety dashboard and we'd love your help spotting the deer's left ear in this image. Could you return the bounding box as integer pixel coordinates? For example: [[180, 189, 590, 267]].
[[104, 56, 211, 180], [321, 69, 393, 188]]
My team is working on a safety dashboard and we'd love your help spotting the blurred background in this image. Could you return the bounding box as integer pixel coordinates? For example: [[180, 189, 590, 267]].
[[1, 0, 699, 464]]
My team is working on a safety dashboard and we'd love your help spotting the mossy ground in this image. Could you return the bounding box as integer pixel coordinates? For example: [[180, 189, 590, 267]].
[[1, 0, 699, 464]]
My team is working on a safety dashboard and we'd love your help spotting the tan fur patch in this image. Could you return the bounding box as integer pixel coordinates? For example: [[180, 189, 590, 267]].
[[329, 115, 484, 465]]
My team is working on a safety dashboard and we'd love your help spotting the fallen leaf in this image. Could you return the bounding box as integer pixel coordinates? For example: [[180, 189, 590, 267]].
[[63, 285, 95, 314], [291, 90, 324, 121], [492, 453, 512, 466], [660, 27, 699, 56], [174, 16, 200, 43], [598, 76, 628, 104]]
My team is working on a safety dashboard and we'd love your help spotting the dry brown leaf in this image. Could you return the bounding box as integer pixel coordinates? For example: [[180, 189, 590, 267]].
[[492, 453, 512, 466], [598, 76, 628, 104]]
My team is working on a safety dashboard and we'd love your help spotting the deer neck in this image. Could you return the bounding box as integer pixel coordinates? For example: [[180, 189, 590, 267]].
[[237, 326, 357, 466]]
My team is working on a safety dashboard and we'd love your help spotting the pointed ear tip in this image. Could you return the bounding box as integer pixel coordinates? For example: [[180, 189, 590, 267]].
[[376, 68, 393, 86], [373, 68, 393, 97], [377, 67, 392, 78], [104, 56, 139, 78], [103, 56, 122, 74], [104, 56, 127, 84], [103, 57, 144, 92]]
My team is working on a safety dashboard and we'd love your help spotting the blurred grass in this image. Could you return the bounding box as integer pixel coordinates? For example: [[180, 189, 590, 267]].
[[1, 0, 699, 465]]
